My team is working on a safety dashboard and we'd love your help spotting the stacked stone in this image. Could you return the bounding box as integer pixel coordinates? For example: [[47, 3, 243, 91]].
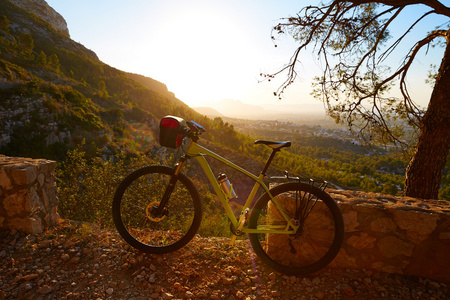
[[0, 155, 59, 233], [266, 187, 450, 283], [328, 190, 450, 283]]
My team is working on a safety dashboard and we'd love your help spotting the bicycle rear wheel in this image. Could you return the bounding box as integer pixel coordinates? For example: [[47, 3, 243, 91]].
[[112, 165, 202, 254], [248, 182, 344, 275]]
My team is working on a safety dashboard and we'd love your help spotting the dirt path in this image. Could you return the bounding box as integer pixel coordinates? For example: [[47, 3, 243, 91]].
[[1, 220, 448, 299]]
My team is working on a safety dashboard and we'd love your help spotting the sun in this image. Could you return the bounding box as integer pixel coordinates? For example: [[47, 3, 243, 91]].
[[141, 2, 254, 106]]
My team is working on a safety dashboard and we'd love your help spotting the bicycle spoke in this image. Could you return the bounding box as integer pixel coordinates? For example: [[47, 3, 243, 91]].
[[249, 182, 343, 275], [113, 166, 202, 253]]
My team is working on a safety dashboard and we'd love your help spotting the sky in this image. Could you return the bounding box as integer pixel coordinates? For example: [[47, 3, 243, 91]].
[[45, 0, 446, 114]]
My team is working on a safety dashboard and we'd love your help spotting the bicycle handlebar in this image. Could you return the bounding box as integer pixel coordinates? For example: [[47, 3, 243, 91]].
[[185, 121, 205, 140]]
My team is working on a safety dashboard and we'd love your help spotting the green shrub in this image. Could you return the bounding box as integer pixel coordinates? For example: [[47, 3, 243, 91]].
[[0, 15, 9, 30], [56, 145, 236, 238], [198, 211, 231, 238], [56, 143, 155, 227], [194, 180, 233, 237]]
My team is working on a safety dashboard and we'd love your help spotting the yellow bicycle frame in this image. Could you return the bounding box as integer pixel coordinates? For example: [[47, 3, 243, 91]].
[[184, 141, 299, 236]]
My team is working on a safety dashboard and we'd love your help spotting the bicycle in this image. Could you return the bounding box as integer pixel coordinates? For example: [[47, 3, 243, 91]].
[[112, 116, 344, 275]]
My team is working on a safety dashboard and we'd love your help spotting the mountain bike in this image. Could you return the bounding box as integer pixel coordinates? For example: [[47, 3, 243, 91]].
[[112, 116, 344, 275]]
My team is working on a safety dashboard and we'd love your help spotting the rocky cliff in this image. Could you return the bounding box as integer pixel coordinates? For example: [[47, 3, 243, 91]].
[[9, 0, 70, 38]]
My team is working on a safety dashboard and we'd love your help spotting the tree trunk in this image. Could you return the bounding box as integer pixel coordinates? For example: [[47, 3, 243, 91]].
[[404, 40, 450, 199]]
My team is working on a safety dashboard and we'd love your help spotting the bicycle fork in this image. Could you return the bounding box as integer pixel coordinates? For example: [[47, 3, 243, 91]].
[[153, 156, 187, 217]]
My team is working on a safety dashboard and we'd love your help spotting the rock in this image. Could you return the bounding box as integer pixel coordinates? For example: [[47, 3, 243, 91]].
[[106, 288, 113, 295], [23, 274, 38, 281], [37, 240, 51, 248], [342, 210, 359, 232], [69, 257, 80, 264], [429, 281, 441, 289], [391, 209, 439, 244], [121, 262, 129, 269], [223, 277, 233, 285], [162, 292, 174, 300], [210, 292, 220, 299], [0, 156, 58, 234], [10, 0, 70, 37], [61, 254, 70, 261], [271, 290, 280, 297], [378, 236, 414, 258], [347, 232, 377, 250], [314, 291, 325, 299], [173, 282, 182, 289], [128, 257, 136, 264], [342, 285, 355, 297], [37, 285, 52, 295], [197, 290, 208, 298], [20, 282, 33, 291], [371, 217, 397, 233]]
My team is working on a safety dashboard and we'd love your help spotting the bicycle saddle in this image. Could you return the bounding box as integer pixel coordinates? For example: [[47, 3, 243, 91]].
[[254, 140, 291, 149]]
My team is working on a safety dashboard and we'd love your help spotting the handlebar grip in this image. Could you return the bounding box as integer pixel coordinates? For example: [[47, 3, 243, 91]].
[[187, 121, 205, 133]]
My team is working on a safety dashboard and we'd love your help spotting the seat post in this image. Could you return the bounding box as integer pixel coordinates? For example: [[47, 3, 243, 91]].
[[261, 149, 279, 176]]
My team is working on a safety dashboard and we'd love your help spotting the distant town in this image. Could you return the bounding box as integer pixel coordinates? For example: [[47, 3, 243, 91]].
[[225, 118, 363, 145]]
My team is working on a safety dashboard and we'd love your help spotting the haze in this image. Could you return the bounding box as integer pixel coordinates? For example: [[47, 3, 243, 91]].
[[46, 0, 442, 117]]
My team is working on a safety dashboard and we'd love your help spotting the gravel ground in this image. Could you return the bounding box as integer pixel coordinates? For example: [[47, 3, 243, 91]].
[[1, 220, 449, 300]]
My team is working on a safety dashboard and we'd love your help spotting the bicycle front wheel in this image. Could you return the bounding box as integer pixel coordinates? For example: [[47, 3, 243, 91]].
[[248, 182, 344, 275], [112, 165, 202, 254]]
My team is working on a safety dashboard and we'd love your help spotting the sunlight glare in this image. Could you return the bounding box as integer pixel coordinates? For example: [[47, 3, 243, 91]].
[[142, 3, 254, 106]]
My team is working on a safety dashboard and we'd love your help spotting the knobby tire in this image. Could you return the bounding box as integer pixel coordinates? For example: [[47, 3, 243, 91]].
[[248, 182, 344, 275], [112, 166, 202, 254]]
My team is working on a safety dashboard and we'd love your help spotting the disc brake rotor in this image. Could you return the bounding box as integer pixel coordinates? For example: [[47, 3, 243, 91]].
[[146, 201, 166, 222]]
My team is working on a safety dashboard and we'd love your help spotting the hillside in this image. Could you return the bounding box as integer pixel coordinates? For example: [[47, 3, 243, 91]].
[[0, 0, 261, 163], [0, 0, 189, 160]]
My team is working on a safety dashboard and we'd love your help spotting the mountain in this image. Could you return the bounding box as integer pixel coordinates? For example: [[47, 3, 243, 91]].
[[0, 0, 253, 161], [198, 99, 330, 123], [214, 99, 266, 118], [125, 72, 177, 102], [9, 0, 69, 38], [193, 107, 225, 118]]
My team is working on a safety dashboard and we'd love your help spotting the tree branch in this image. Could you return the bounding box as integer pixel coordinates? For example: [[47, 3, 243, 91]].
[[350, 0, 450, 17], [266, 0, 449, 145], [379, 10, 435, 62]]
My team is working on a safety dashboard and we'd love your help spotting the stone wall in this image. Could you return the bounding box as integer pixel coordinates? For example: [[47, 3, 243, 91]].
[[0, 155, 59, 233], [266, 188, 450, 283], [328, 190, 450, 283]]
